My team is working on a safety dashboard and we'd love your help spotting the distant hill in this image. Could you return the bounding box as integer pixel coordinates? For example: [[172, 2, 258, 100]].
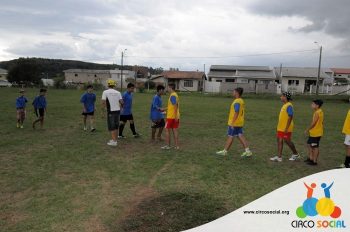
[[0, 57, 132, 79]]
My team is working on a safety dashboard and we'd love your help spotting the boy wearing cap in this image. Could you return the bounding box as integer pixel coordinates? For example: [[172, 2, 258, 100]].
[[119, 83, 140, 138], [32, 88, 47, 129], [270, 92, 300, 162], [339, 109, 350, 168], [304, 100, 324, 166], [101, 79, 124, 146], [80, 85, 96, 132], [16, 89, 28, 129]]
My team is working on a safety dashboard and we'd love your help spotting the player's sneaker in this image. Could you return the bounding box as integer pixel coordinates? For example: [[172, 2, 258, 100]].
[[241, 150, 253, 157], [270, 156, 282, 162], [90, 128, 96, 132], [174, 146, 180, 150], [216, 150, 227, 156], [17, 123, 20, 128], [161, 145, 171, 150], [289, 154, 300, 161], [118, 135, 126, 139], [107, 140, 118, 146], [83, 127, 87, 131], [338, 163, 349, 168], [133, 133, 141, 138], [20, 125, 24, 129]]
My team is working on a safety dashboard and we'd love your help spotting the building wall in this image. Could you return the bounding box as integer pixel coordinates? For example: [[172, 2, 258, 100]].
[[64, 72, 111, 85], [178, 79, 200, 92], [0, 72, 7, 81], [281, 77, 306, 93]]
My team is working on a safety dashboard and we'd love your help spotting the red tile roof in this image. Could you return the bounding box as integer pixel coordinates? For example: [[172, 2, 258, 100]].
[[331, 68, 350, 74], [161, 71, 205, 79]]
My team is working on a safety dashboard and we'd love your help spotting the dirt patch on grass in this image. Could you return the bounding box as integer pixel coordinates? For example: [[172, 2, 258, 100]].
[[84, 215, 109, 232], [0, 211, 29, 228], [119, 192, 227, 232]]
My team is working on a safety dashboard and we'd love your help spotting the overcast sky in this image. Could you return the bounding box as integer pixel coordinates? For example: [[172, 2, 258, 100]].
[[0, 0, 349, 71]]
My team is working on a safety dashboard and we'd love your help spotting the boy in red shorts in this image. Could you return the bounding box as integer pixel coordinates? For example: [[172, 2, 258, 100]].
[[270, 92, 300, 162], [161, 83, 180, 150]]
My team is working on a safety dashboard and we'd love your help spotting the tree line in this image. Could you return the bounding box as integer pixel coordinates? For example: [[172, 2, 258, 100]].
[[0, 57, 163, 84]]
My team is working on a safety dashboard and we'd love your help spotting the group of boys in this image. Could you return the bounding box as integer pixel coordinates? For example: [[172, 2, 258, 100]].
[[215, 88, 350, 168], [82, 79, 179, 148], [14, 83, 349, 168], [15, 88, 47, 129]]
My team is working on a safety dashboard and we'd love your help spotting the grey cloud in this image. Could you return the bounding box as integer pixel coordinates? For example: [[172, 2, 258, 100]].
[[247, 0, 350, 42]]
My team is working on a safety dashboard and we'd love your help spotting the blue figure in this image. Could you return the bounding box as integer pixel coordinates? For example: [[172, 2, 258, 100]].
[[321, 182, 334, 198]]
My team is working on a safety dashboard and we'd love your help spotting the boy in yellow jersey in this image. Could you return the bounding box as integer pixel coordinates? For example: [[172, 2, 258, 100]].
[[216, 88, 252, 157], [270, 92, 300, 162], [161, 83, 180, 150], [304, 100, 324, 166], [339, 109, 350, 168]]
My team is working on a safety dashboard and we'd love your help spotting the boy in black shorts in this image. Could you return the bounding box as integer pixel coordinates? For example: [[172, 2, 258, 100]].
[[80, 85, 96, 132], [32, 88, 47, 129], [119, 83, 140, 138]]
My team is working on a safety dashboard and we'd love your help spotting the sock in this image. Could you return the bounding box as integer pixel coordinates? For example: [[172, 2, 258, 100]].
[[345, 156, 350, 167], [119, 124, 125, 136], [245, 148, 250, 152], [130, 123, 137, 135]]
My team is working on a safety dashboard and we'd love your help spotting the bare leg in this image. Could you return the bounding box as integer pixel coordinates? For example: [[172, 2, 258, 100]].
[[173, 128, 179, 147], [307, 145, 313, 160], [90, 116, 95, 129], [83, 115, 87, 128], [312, 147, 319, 163], [40, 117, 44, 129], [285, 139, 298, 154], [165, 128, 170, 146], [224, 136, 234, 151], [157, 127, 164, 140], [111, 130, 118, 141], [277, 138, 283, 157], [151, 128, 156, 140], [238, 134, 249, 149]]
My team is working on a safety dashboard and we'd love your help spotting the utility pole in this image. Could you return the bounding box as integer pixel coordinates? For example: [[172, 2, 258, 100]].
[[316, 46, 322, 95], [120, 49, 127, 92], [203, 64, 206, 93], [279, 63, 283, 84]]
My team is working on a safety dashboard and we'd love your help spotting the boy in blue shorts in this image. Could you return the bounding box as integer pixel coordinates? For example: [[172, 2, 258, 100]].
[[16, 89, 28, 129], [80, 85, 96, 132], [119, 83, 140, 138], [150, 85, 166, 141], [32, 88, 47, 129], [216, 87, 252, 157]]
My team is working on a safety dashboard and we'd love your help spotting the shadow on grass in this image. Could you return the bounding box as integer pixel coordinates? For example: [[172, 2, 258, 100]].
[[119, 191, 227, 232]]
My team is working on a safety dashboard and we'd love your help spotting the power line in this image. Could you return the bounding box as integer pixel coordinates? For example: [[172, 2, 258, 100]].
[[126, 49, 318, 59]]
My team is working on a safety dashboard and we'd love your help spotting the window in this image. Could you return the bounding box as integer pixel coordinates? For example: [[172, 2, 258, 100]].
[[288, 80, 299, 86], [209, 77, 212, 81], [94, 74, 97, 77], [184, 80, 193, 87], [226, 79, 235, 83], [216, 80, 222, 82], [75, 74, 78, 77], [240, 79, 248, 83]]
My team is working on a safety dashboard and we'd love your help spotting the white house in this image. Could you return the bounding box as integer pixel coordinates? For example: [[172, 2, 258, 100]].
[[63, 69, 135, 88], [0, 68, 8, 81], [275, 67, 334, 94], [151, 71, 206, 92]]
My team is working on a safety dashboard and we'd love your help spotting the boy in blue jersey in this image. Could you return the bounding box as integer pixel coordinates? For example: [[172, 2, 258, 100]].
[[16, 89, 28, 129], [80, 85, 96, 132], [150, 85, 166, 141], [119, 83, 140, 138], [32, 88, 47, 129]]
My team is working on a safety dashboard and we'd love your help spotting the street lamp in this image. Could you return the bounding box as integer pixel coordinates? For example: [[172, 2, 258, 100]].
[[314, 42, 323, 95], [120, 49, 127, 92]]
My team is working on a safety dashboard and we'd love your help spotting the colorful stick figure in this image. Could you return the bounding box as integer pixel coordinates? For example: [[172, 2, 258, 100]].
[[321, 182, 334, 198], [304, 182, 316, 198]]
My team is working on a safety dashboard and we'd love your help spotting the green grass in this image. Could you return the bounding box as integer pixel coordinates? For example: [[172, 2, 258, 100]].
[[0, 88, 348, 232]]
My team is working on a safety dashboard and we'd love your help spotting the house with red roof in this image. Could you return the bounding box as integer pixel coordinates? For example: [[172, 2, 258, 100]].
[[331, 68, 350, 85]]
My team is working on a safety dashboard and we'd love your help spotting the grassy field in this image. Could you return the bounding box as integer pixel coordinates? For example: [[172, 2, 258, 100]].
[[0, 88, 348, 232]]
